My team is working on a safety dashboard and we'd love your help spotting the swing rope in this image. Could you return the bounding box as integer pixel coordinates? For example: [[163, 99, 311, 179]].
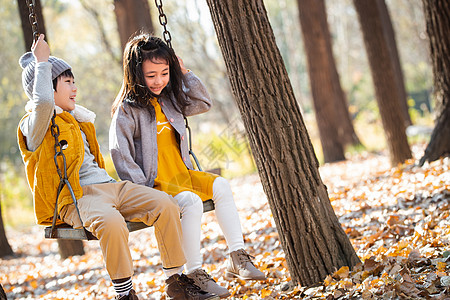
[[154, 0, 203, 171], [26, 0, 92, 240]]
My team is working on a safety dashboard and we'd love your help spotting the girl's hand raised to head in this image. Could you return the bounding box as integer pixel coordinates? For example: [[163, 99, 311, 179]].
[[177, 56, 189, 75], [32, 34, 50, 63]]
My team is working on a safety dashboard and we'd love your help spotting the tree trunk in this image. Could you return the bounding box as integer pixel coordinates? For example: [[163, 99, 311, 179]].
[[114, 0, 154, 53], [378, 0, 412, 127], [353, 0, 412, 166], [296, 0, 346, 163], [57, 239, 85, 259], [0, 283, 7, 300], [17, 0, 47, 51], [308, 0, 362, 148], [206, 0, 360, 286], [0, 201, 13, 258], [330, 60, 362, 147], [419, 0, 450, 166]]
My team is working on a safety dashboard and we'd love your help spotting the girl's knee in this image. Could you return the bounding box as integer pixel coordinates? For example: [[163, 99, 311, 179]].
[[213, 176, 231, 190], [213, 177, 234, 202], [175, 192, 203, 215]]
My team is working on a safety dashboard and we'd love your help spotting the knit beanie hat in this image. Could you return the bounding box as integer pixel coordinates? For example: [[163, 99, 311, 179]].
[[19, 52, 72, 100]]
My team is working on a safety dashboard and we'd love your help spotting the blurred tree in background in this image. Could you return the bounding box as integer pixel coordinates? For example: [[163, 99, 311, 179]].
[[353, 0, 412, 166], [297, 0, 357, 163], [378, 0, 412, 127], [113, 0, 154, 53]]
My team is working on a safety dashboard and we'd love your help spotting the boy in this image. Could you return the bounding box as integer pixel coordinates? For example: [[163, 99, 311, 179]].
[[17, 34, 218, 300]]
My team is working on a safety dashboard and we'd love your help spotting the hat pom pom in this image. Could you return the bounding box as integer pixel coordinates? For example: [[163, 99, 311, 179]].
[[19, 52, 34, 69]]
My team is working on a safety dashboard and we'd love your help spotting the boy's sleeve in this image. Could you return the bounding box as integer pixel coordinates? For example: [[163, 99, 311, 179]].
[[109, 107, 147, 185], [20, 61, 55, 151], [182, 72, 213, 117]]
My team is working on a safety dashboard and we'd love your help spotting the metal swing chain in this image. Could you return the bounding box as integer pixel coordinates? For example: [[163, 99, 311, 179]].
[[184, 116, 203, 171], [50, 112, 66, 180], [26, 0, 40, 42], [49, 115, 89, 239], [154, 0, 172, 49], [154, 0, 203, 171]]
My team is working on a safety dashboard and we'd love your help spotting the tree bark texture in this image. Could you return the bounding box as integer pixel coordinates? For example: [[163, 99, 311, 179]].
[[378, 0, 412, 127], [206, 0, 360, 286], [114, 0, 154, 53], [296, 0, 346, 163], [0, 202, 13, 258], [419, 0, 450, 166], [17, 0, 47, 51], [0, 283, 6, 300], [353, 0, 412, 166], [298, 0, 361, 148]]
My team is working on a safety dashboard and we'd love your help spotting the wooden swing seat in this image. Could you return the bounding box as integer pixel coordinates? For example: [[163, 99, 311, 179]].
[[45, 199, 215, 240]]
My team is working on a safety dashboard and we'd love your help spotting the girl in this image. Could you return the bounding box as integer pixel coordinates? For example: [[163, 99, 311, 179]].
[[109, 33, 266, 298]]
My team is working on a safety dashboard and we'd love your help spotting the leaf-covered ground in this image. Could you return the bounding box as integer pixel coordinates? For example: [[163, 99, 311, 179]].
[[1, 144, 449, 299]]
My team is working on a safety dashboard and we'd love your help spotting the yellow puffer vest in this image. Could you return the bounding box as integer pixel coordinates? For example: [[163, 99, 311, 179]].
[[17, 111, 105, 225]]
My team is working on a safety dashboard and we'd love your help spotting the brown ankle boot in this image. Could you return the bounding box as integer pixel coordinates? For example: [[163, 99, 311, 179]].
[[165, 273, 220, 300], [225, 249, 266, 281], [187, 268, 230, 298]]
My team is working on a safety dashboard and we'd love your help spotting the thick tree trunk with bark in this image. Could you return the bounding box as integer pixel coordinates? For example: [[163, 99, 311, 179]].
[[17, 0, 46, 51], [353, 0, 412, 166], [0, 283, 6, 300], [114, 0, 154, 53], [206, 0, 360, 286], [378, 0, 412, 127], [0, 202, 13, 258], [296, 0, 345, 163], [419, 0, 450, 165]]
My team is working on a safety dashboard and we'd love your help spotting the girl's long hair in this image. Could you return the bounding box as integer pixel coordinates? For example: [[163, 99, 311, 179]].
[[111, 33, 188, 116]]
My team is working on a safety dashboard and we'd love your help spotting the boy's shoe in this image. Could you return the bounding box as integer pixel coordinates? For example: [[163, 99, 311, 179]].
[[187, 269, 230, 298], [165, 273, 220, 300], [115, 289, 139, 300], [224, 249, 266, 281]]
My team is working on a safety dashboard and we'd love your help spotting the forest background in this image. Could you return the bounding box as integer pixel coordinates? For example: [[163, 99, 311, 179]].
[[0, 0, 433, 229]]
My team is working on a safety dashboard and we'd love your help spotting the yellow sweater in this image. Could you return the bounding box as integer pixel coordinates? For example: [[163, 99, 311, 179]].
[[17, 111, 104, 225], [151, 99, 217, 201]]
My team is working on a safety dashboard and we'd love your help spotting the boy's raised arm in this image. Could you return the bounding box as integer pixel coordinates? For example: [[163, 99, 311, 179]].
[[19, 34, 56, 151]]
